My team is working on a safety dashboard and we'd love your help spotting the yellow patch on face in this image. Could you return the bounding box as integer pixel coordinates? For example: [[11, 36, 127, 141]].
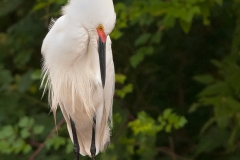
[[97, 24, 106, 42], [98, 24, 104, 31]]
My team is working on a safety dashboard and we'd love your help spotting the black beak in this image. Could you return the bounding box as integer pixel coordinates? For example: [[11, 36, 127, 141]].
[[98, 36, 106, 88]]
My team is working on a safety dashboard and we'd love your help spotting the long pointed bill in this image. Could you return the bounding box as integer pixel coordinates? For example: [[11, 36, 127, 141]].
[[97, 27, 106, 88]]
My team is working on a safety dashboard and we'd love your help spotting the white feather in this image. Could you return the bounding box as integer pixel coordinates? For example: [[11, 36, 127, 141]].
[[41, 0, 116, 156]]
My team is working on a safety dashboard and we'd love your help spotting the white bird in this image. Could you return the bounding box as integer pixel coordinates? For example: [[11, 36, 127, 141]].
[[40, 0, 116, 159]]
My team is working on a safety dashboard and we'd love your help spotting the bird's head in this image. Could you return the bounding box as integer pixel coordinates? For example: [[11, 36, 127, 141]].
[[63, 0, 116, 88], [63, 0, 116, 37]]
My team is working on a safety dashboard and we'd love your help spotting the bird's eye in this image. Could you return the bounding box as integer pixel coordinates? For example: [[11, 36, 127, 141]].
[[98, 24, 104, 31]]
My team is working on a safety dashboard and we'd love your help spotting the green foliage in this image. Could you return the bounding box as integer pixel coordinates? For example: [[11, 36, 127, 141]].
[[112, 0, 225, 68], [1, 0, 240, 159], [129, 111, 161, 136], [191, 54, 240, 152], [0, 116, 44, 155], [125, 110, 187, 160], [129, 109, 187, 135], [0, 65, 13, 91], [0, 0, 24, 17], [110, 3, 127, 40], [46, 135, 66, 150], [115, 74, 133, 98], [159, 109, 188, 132], [130, 46, 155, 68]]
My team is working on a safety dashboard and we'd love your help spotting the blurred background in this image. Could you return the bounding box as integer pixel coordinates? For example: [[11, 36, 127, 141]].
[[1, 0, 240, 159]]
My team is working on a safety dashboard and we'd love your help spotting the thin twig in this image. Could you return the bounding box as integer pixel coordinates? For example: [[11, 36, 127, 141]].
[[28, 118, 65, 160], [21, 93, 49, 108], [157, 147, 188, 160], [169, 136, 176, 160]]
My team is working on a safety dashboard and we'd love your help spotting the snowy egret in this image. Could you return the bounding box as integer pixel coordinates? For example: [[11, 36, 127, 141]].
[[41, 0, 116, 159]]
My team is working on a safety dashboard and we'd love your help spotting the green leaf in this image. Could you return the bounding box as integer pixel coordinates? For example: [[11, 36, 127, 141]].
[[115, 74, 126, 84], [14, 50, 32, 67], [0, 141, 11, 154], [22, 144, 32, 154], [134, 33, 152, 46], [0, 125, 15, 139], [179, 19, 192, 33], [18, 70, 33, 92], [18, 117, 34, 128], [163, 109, 172, 119], [165, 124, 172, 133], [0, 66, 13, 86], [178, 117, 188, 127], [215, 0, 223, 6], [130, 46, 154, 68], [110, 28, 123, 40], [214, 104, 231, 128], [196, 127, 228, 155], [0, 0, 24, 17], [116, 84, 133, 98], [46, 136, 66, 150], [115, 74, 133, 98], [0, 33, 7, 44], [33, 125, 45, 135], [188, 103, 200, 113], [224, 97, 240, 111], [31, 69, 41, 80], [162, 15, 176, 29], [200, 4, 211, 25], [228, 125, 239, 149], [193, 74, 215, 84], [200, 118, 215, 135], [151, 32, 162, 44], [128, 111, 160, 136], [198, 82, 230, 97], [18, 117, 29, 128], [211, 59, 223, 68], [12, 139, 25, 154], [65, 139, 73, 154], [20, 128, 30, 139], [32, 2, 50, 11], [113, 113, 122, 124]]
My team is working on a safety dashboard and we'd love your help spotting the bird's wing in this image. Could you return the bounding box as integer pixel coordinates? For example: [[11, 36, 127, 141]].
[[41, 16, 65, 97], [41, 16, 65, 58], [41, 15, 89, 112], [41, 16, 94, 156]]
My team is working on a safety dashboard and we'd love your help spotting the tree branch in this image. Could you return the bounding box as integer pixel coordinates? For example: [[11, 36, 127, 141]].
[[157, 147, 188, 160], [28, 118, 65, 160]]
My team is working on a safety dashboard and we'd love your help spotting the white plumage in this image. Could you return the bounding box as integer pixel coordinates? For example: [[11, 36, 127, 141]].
[[41, 0, 115, 157]]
